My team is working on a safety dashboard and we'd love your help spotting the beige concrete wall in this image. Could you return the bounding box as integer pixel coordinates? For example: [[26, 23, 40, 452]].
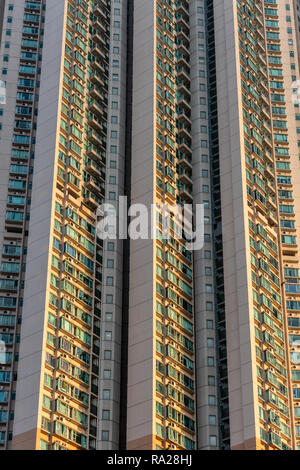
[[127, 0, 156, 450], [12, 0, 67, 448], [214, 0, 259, 450]]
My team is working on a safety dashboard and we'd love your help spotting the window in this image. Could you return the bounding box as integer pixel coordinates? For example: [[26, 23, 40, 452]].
[[107, 259, 114, 268], [102, 431, 109, 441], [208, 376, 215, 386], [106, 277, 114, 286], [207, 356, 215, 366], [104, 350, 111, 360], [208, 395, 216, 406], [205, 267, 212, 276], [103, 390, 111, 400], [102, 410, 110, 420], [209, 415, 217, 426], [105, 313, 113, 321], [105, 331, 112, 341], [103, 370, 111, 380], [209, 436, 217, 447]]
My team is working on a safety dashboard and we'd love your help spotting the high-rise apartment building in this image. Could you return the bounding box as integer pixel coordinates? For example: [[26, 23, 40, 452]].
[[0, 0, 300, 452]]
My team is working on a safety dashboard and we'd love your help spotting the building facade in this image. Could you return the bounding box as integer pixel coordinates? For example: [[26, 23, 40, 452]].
[[0, 0, 299, 451]]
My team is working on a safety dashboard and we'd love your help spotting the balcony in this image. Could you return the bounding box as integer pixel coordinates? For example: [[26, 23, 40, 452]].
[[90, 58, 108, 78], [178, 123, 192, 140], [88, 84, 107, 104], [92, 17, 109, 39], [84, 178, 105, 199], [86, 145, 106, 168], [92, 29, 109, 52], [178, 168, 192, 186], [177, 96, 191, 114], [89, 71, 107, 91], [83, 190, 101, 211], [178, 151, 192, 169], [94, 0, 110, 15], [177, 53, 190, 71], [178, 182, 193, 203], [86, 160, 105, 181], [178, 138, 192, 155], [88, 114, 107, 138], [176, 15, 189, 36], [86, 130, 106, 152], [91, 44, 108, 64], [88, 99, 106, 119]]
